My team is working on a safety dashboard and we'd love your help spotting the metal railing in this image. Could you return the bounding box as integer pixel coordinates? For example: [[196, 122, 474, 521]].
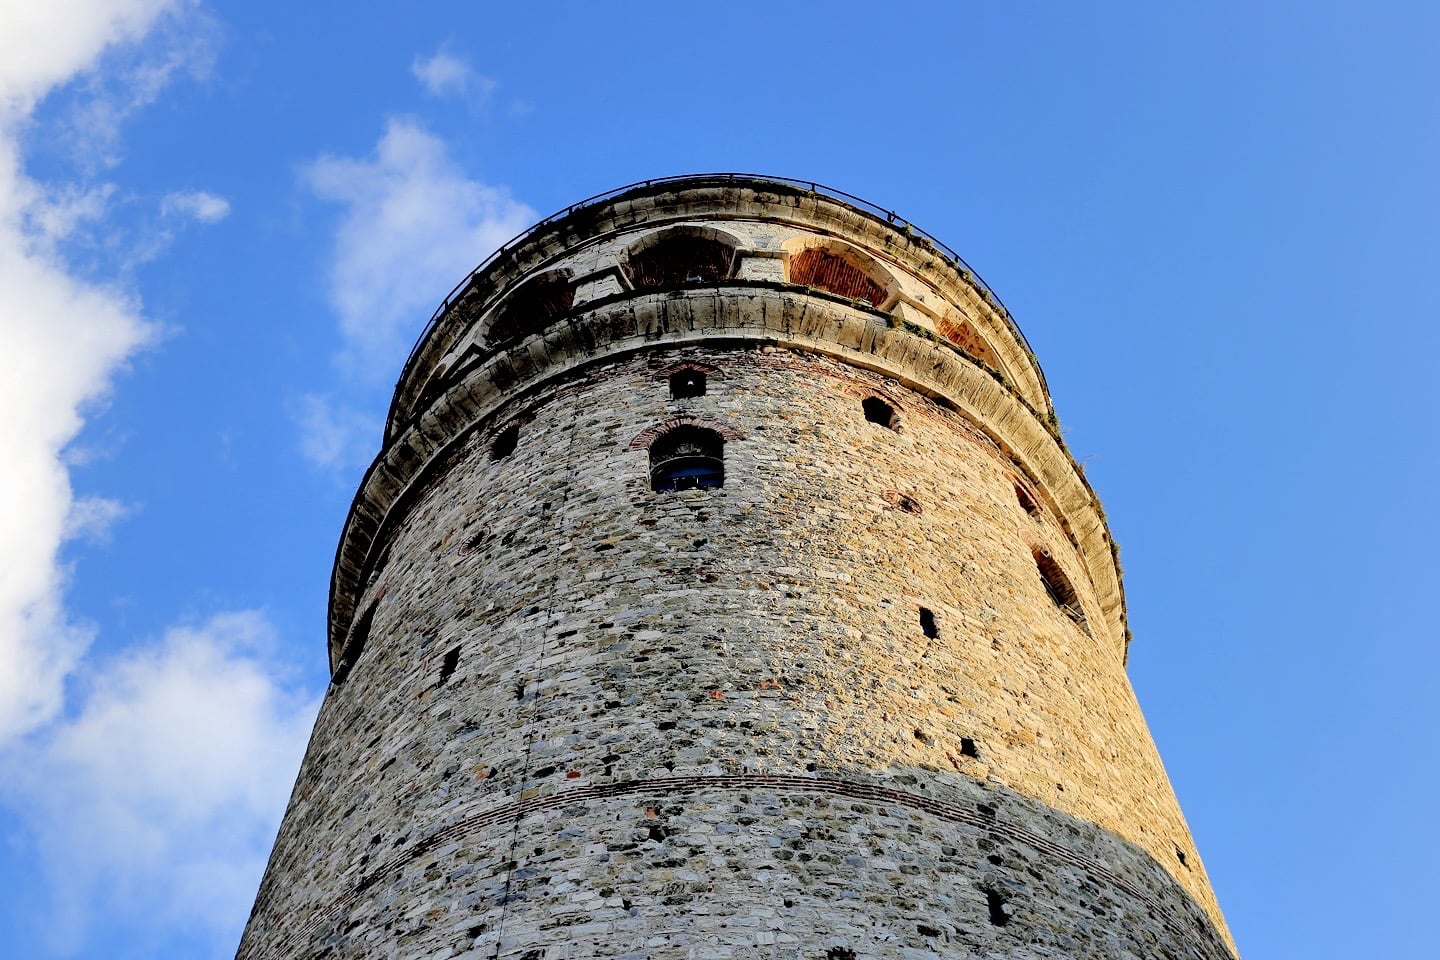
[[398, 173, 1034, 387]]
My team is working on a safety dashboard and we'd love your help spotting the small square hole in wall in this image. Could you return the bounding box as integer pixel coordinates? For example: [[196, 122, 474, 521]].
[[439, 646, 461, 684], [919, 606, 939, 638], [669, 369, 706, 399], [984, 888, 1011, 926], [862, 397, 898, 430], [1033, 549, 1087, 632], [1014, 482, 1042, 517], [490, 424, 519, 460]]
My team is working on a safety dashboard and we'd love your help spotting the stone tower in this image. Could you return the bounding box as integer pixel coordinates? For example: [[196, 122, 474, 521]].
[[237, 175, 1236, 959]]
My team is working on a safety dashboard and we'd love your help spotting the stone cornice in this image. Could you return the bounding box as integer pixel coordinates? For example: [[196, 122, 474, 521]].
[[331, 287, 1126, 670]]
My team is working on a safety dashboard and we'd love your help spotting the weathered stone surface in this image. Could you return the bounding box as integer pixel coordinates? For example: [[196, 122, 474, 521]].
[[238, 178, 1235, 960]]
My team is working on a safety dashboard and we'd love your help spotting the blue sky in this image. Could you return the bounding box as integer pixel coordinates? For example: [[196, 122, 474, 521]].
[[0, 2, 1435, 957]]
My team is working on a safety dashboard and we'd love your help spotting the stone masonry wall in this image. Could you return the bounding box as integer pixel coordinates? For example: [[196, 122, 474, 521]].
[[238, 347, 1232, 959]]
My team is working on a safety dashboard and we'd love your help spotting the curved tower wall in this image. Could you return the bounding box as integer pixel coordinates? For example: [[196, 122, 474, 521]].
[[238, 177, 1236, 959]]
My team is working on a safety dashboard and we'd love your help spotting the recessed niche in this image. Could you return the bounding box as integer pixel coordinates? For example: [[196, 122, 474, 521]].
[[985, 889, 1011, 927], [625, 230, 737, 288], [333, 604, 375, 685], [789, 247, 888, 305]]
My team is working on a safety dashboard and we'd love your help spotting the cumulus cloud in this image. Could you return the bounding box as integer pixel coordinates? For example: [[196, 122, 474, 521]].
[[304, 116, 534, 378], [7, 611, 319, 954], [0, 177, 154, 740], [411, 49, 495, 102], [160, 188, 229, 223], [292, 392, 382, 470], [0, 5, 325, 957], [0, 0, 181, 118], [0, 0, 189, 745]]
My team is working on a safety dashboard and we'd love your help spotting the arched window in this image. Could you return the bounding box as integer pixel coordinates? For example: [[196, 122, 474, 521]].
[[624, 232, 736, 289], [486, 272, 574, 345], [669, 368, 706, 399], [650, 425, 724, 492], [789, 247, 888, 305]]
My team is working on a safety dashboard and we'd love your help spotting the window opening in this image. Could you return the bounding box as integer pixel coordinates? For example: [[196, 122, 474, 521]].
[[959, 737, 979, 758], [984, 889, 1011, 927], [669, 369, 706, 399], [439, 646, 461, 684], [626, 234, 735, 289], [490, 424, 519, 460], [789, 247, 887, 304], [863, 397, 898, 430], [650, 425, 724, 492], [1014, 482, 1041, 517], [919, 607, 938, 639], [486, 274, 573, 345], [1034, 549, 1087, 631]]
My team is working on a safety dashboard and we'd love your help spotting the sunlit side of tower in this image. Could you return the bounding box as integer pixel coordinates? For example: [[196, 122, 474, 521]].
[[237, 176, 1236, 959]]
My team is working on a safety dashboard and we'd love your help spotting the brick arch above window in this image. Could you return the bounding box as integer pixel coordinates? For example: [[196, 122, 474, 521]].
[[483, 415, 531, 459], [627, 415, 744, 450], [659, 359, 724, 380]]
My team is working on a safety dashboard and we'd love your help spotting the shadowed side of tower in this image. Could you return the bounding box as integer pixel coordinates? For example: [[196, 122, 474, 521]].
[[237, 177, 1237, 959]]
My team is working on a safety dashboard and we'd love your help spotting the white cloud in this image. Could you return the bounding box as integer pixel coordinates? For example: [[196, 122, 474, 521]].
[[292, 392, 382, 470], [0, 6, 323, 957], [411, 49, 495, 102], [160, 188, 229, 223], [304, 116, 534, 378], [57, 8, 217, 171], [24, 181, 115, 243], [6, 611, 320, 955], [62, 495, 131, 544], [0, 168, 154, 740], [0, 0, 191, 746], [0, 0, 181, 119]]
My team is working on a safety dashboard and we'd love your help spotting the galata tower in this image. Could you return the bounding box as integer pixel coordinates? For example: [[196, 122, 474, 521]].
[[237, 175, 1236, 959]]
